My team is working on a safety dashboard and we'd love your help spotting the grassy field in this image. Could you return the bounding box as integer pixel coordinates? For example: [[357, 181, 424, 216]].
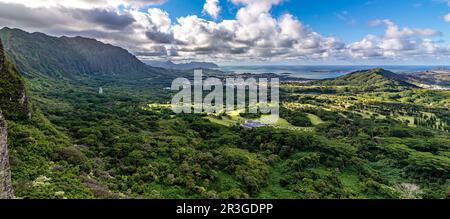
[[206, 112, 315, 132], [306, 113, 324, 126]]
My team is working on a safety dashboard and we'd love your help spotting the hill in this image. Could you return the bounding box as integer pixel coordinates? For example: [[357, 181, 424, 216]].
[[402, 71, 450, 88], [311, 68, 417, 91], [0, 27, 165, 79]]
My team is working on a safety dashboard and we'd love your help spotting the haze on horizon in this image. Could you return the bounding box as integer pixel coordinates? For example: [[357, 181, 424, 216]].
[[0, 0, 449, 65]]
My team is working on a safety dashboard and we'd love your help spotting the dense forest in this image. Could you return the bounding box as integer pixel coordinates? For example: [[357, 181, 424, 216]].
[[0, 28, 449, 199]]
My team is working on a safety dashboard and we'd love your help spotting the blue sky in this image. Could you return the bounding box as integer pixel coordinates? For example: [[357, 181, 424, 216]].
[[151, 0, 450, 43], [0, 0, 449, 64]]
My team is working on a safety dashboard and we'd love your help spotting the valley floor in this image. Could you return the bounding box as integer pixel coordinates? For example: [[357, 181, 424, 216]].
[[7, 74, 450, 199]]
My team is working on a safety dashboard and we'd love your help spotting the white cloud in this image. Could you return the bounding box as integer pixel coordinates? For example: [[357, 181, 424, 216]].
[[348, 19, 447, 60], [0, 0, 448, 63], [0, 0, 168, 53], [435, 0, 450, 26], [368, 19, 383, 27], [0, 0, 165, 9], [444, 13, 450, 22], [203, 0, 221, 19], [164, 0, 344, 62], [382, 19, 440, 38]]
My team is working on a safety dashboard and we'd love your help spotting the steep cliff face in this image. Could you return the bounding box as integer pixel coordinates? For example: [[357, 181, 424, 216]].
[[0, 36, 31, 199], [0, 37, 3, 72], [0, 112, 13, 199], [0, 37, 31, 120]]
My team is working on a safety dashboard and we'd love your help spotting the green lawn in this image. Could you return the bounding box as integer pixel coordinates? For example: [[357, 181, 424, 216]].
[[306, 113, 324, 126], [207, 116, 237, 127], [208, 113, 315, 132]]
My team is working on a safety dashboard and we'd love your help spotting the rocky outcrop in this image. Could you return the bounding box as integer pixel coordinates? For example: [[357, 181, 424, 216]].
[[0, 38, 3, 72], [0, 112, 13, 199], [0, 37, 31, 120], [1, 35, 29, 199]]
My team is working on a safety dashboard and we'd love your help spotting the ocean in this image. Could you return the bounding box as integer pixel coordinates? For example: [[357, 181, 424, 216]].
[[219, 65, 449, 80]]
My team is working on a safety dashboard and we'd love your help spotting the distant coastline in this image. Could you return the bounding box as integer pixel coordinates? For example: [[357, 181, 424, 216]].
[[219, 65, 450, 80]]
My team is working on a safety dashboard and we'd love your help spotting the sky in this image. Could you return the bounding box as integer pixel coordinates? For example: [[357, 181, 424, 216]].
[[0, 0, 449, 65]]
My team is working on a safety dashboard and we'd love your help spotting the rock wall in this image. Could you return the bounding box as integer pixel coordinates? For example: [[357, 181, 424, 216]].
[[0, 112, 13, 199], [0, 37, 3, 72], [0, 33, 17, 199]]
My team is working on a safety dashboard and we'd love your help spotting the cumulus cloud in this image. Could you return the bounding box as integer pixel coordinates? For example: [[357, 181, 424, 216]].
[[164, 0, 344, 61], [0, 0, 448, 63], [0, 2, 137, 31], [0, 0, 165, 32], [0, 0, 169, 55], [0, 0, 165, 9], [348, 19, 447, 60], [203, 0, 221, 19], [71, 9, 136, 30], [444, 13, 450, 22], [144, 8, 174, 43], [436, 0, 450, 22]]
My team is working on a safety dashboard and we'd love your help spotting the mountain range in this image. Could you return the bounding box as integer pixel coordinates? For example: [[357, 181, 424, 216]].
[[0, 27, 169, 79], [0, 27, 439, 91], [0, 27, 449, 200]]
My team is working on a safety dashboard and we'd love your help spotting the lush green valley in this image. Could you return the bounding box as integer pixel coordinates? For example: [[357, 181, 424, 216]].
[[0, 29, 449, 199]]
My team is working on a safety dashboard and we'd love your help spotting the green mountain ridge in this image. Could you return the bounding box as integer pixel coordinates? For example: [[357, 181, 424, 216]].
[[0, 27, 165, 79], [0, 37, 96, 198], [311, 68, 417, 91], [0, 37, 31, 120]]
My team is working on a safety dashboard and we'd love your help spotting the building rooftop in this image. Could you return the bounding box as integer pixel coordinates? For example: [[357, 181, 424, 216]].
[[242, 120, 267, 128]]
